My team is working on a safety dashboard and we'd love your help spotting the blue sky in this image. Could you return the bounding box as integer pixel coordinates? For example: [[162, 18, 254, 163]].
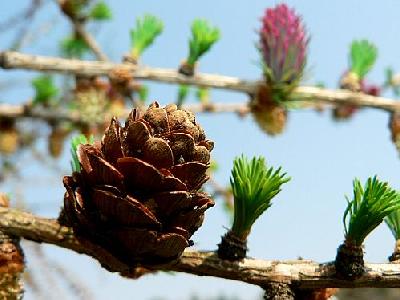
[[2, 1, 400, 299]]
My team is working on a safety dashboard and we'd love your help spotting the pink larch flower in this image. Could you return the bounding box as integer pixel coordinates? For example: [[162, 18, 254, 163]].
[[260, 4, 308, 86]]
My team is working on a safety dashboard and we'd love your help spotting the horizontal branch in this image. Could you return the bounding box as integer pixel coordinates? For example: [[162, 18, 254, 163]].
[[1, 51, 400, 112], [1, 207, 400, 289], [0, 102, 250, 124], [0, 51, 256, 93]]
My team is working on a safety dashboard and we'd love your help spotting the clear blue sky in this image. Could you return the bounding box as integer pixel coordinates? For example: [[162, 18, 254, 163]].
[[2, 1, 400, 299]]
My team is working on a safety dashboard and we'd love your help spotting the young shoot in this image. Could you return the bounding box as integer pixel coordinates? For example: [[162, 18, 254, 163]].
[[130, 15, 163, 60], [177, 85, 189, 107], [137, 85, 149, 103], [32, 75, 58, 106], [343, 176, 400, 246], [350, 40, 378, 79], [230, 155, 290, 240], [61, 36, 90, 58], [386, 209, 400, 240], [186, 19, 220, 67], [89, 1, 112, 21], [70, 134, 94, 172]]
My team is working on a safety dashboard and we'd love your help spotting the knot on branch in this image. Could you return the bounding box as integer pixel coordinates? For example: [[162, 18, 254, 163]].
[[263, 282, 295, 300], [0, 194, 24, 299]]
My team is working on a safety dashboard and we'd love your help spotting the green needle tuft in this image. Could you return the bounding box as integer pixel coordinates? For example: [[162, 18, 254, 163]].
[[350, 40, 378, 79], [386, 209, 400, 240], [186, 19, 220, 67], [177, 85, 189, 107], [90, 1, 112, 21], [32, 75, 58, 105], [230, 155, 290, 239], [130, 14, 163, 60], [343, 176, 400, 246], [61, 36, 90, 58]]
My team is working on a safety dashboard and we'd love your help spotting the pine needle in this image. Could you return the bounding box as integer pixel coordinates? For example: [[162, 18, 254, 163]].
[[130, 14, 163, 60], [187, 19, 220, 67], [343, 176, 400, 246], [350, 40, 378, 79], [230, 155, 290, 239]]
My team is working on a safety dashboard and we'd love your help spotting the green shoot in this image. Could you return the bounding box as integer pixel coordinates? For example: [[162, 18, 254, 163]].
[[186, 19, 220, 67], [384, 68, 400, 96], [32, 75, 58, 105], [61, 36, 90, 58], [177, 85, 189, 107], [386, 210, 400, 240], [230, 155, 290, 239], [70, 134, 94, 172], [350, 40, 378, 79], [138, 85, 148, 103], [343, 176, 400, 246], [130, 15, 163, 60], [89, 1, 112, 21], [196, 87, 209, 104]]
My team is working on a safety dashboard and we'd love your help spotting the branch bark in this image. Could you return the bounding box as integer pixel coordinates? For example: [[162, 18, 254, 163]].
[[0, 195, 24, 300], [1, 207, 400, 289], [1, 51, 400, 112], [0, 102, 250, 125]]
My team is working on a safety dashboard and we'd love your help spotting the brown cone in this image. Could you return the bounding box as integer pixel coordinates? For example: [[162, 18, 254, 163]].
[[63, 102, 214, 265]]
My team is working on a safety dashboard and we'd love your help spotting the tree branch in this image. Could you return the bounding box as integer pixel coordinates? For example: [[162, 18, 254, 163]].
[[1, 51, 400, 112], [0, 51, 262, 93], [71, 20, 109, 62], [1, 207, 400, 289], [57, 0, 109, 62], [0, 102, 249, 125]]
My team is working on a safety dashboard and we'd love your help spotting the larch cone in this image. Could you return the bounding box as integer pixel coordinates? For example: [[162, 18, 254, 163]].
[[62, 102, 215, 265]]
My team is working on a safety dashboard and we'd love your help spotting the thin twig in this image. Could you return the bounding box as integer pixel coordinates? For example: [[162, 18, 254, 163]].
[[1, 207, 400, 289], [1, 51, 400, 112], [56, 0, 109, 61], [71, 20, 109, 61], [11, 0, 43, 51], [0, 0, 42, 33]]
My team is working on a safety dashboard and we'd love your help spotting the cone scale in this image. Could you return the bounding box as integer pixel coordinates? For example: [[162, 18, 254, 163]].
[[62, 102, 215, 265]]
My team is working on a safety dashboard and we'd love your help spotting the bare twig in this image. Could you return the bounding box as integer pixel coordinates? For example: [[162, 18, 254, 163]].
[[71, 20, 109, 61], [0, 0, 42, 33], [56, 0, 109, 61], [1, 207, 400, 289], [1, 51, 400, 112], [11, 0, 43, 51]]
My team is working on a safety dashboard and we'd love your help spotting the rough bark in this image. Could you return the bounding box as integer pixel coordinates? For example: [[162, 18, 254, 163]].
[[1, 208, 400, 289], [1, 51, 400, 112]]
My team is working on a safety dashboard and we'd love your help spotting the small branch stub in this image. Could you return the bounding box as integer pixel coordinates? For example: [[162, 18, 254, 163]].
[[335, 242, 364, 280], [217, 230, 247, 261], [389, 239, 400, 262], [0, 194, 25, 300], [263, 283, 295, 300]]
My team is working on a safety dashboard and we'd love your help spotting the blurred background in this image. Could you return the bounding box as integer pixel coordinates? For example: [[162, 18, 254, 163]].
[[2, 0, 400, 299]]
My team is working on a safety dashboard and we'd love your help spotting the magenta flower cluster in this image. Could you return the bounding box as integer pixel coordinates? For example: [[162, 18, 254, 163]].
[[260, 4, 308, 85]]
